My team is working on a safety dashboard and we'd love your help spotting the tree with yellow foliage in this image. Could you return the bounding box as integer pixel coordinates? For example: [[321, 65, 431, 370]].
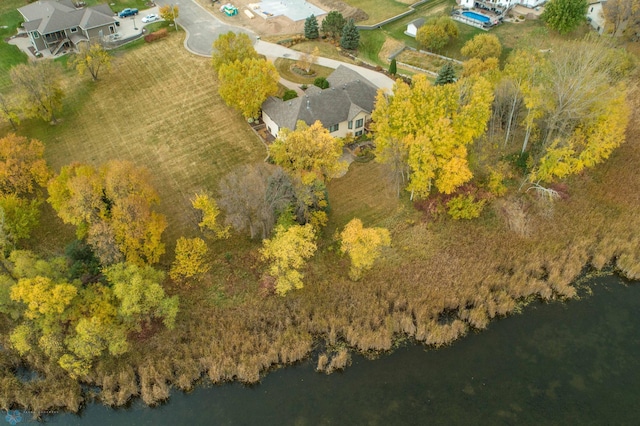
[[211, 32, 258, 73], [191, 193, 229, 239], [371, 75, 493, 199], [461, 34, 502, 60], [260, 224, 317, 296], [339, 218, 391, 281], [48, 161, 167, 265], [527, 38, 631, 187], [270, 120, 347, 185], [159, 5, 179, 31], [70, 43, 111, 81], [217, 58, 279, 120], [169, 237, 210, 282], [0, 134, 50, 196]]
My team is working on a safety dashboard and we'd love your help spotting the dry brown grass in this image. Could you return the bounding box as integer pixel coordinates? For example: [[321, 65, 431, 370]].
[[6, 35, 265, 248]]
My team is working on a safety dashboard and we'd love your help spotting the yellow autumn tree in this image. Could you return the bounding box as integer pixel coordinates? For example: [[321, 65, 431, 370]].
[[371, 74, 493, 199], [211, 32, 258, 72], [260, 224, 317, 296], [339, 218, 391, 281], [159, 5, 179, 31], [47, 161, 167, 265], [70, 42, 111, 81], [217, 58, 279, 120], [527, 38, 632, 187], [461, 34, 502, 60], [270, 120, 347, 185], [169, 237, 210, 281], [191, 193, 229, 239], [0, 134, 50, 196]]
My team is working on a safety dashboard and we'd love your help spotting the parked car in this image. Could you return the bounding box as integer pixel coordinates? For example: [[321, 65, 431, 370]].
[[118, 8, 138, 18], [141, 14, 159, 23]]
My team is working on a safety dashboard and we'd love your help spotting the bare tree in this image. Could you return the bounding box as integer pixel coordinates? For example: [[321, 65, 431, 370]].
[[218, 164, 295, 239]]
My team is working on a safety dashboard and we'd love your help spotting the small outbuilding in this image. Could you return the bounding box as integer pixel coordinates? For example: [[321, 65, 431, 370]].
[[405, 17, 426, 38], [220, 3, 239, 16]]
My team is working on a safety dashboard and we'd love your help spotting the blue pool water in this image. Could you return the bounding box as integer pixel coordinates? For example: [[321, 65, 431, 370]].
[[462, 11, 491, 23]]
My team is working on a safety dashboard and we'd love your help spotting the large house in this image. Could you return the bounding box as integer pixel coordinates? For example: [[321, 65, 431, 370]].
[[459, 0, 545, 13], [262, 65, 378, 139], [18, 0, 118, 55]]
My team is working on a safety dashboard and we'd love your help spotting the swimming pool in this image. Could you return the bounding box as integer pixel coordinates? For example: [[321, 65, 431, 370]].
[[462, 11, 491, 23]]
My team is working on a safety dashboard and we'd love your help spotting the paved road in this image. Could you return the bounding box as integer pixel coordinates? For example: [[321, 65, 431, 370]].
[[155, 0, 257, 56], [154, 0, 395, 90]]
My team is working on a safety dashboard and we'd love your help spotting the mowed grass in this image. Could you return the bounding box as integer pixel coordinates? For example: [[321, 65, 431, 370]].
[[344, 0, 412, 25], [6, 35, 265, 245], [327, 161, 406, 233], [0, 1, 29, 92]]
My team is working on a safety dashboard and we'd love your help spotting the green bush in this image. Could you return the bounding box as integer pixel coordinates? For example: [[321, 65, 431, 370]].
[[282, 89, 298, 101], [447, 194, 486, 220], [314, 76, 329, 89]]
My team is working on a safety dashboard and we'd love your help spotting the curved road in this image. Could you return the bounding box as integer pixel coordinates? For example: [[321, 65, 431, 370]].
[[154, 0, 394, 90]]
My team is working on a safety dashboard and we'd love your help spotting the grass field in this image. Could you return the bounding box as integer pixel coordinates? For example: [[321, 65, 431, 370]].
[[0, 0, 28, 92], [1, 35, 266, 247], [343, 0, 413, 25], [396, 49, 463, 74]]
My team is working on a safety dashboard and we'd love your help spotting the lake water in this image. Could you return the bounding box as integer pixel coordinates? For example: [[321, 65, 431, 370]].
[[31, 274, 640, 425]]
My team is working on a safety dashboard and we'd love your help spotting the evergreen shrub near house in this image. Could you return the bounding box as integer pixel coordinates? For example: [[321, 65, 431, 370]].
[[283, 90, 298, 101], [314, 76, 329, 89]]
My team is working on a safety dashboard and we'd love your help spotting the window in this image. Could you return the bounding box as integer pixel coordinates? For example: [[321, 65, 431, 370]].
[[32, 32, 39, 38], [355, 130, 363, 137], [348, 120, 353, 129], [355, 118, 364, 128], [328, 123, 339, 133], [70, 27, 78, 33]]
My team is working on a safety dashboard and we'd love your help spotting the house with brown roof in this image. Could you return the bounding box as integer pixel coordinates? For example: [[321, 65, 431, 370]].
[[18, 0, 118, 55], [261, 65, 378, 139]]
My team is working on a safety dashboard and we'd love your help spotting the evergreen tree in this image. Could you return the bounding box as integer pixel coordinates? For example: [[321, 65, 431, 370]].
[[434, 62, 456, 86], [340, 19, 360, 50], [322, 11, 346, 39], [389, 58, 397, 75], [304, 14, 319, 39]]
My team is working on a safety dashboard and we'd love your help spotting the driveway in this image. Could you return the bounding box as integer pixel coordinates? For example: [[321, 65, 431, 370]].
[[153, 0, 394, 90], [154, 0, 257, 56]]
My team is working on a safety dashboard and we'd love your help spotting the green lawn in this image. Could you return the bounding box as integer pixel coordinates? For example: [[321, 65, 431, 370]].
[[343, 0, 413, 25], [0, 2, 28, 92]]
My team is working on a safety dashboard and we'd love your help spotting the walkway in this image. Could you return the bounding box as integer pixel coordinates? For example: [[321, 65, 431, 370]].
[[155, 0, 394, 91]]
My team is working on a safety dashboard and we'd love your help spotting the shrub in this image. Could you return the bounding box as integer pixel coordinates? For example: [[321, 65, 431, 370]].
[[314, 76, 329, 89], [447, 194, 486, 220], [282, 90, 298, 101], [144, 29, 168, 43]]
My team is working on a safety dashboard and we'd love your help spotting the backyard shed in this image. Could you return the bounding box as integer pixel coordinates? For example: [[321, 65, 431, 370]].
[[405, 17, 426, 37]]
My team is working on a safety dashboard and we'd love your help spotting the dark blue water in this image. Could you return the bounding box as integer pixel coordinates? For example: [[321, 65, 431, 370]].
[[28, 275, 640, 425]]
